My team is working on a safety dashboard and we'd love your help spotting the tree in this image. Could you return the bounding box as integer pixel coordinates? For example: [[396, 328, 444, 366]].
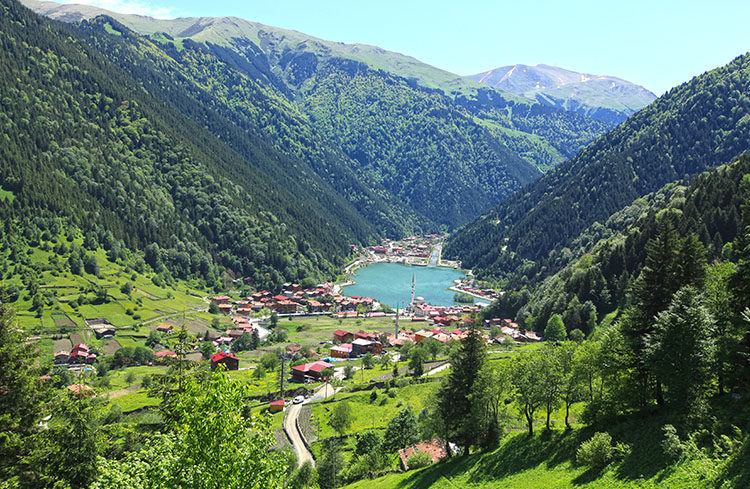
[[383, 407, 420, 452], [421, 337, 443, 361], [0, 304, 52, 484], [556, 341, 584, 429], [329, 401, 352, 436], [544, 314, 567, 342], [316, 439, 343, 489], [288, 460, 317, 489], [320, 367, 334, 397], [125, 371, 136, 386], [355, 431, 383, 457], [646, 287, 716, 413], [412, 348, 430, 377], [93, 372, 287, 489], [362, 353, 374, 370], [538, 345, 564, 430], [704, 262, 739, 395], [511, 349, 545, 435], [436, 327, 486, 454], [270, 311, 279, 328], [343, 364, 354, 380], [208, 302, 219, 314], [200, 341, 215, 360], [470, 362, 511, 450], [231, 333, 254, 353]]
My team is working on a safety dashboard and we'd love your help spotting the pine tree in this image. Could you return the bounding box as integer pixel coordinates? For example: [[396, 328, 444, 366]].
[[436, 326, 486, 454]]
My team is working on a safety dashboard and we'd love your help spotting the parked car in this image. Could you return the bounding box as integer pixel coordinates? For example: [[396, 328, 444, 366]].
[[293, 395, 304, 404]]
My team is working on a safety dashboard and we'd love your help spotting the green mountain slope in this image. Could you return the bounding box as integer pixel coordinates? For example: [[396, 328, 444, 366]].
[[486, 156, 750, 331], [446, 51, 750, 279], [0, 0, 384, 290], [24, 0, 611, 221], [468, 64, 656, 125], [65, 16, 428, 239]]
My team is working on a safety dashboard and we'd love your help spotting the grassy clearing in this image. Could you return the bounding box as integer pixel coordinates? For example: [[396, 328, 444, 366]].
[[109, 389, 160, 413], [342, 415, 726, 488]]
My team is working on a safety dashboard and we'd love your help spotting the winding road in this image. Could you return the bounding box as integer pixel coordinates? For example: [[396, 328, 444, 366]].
[[284, 382, 343, 467]]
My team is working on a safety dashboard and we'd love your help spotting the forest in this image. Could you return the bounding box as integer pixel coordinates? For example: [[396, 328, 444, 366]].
[[446, 50, 750, 281]]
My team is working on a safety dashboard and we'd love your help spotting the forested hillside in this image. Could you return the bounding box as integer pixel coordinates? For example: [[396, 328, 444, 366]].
[[66, 17, 428, 238], [0, 0, 381, 290], [484, 156, 750, 332], [24, 0, 612, 225], [446, 50, 750, 277]]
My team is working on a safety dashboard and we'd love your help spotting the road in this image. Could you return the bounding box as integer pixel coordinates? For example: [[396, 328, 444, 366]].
[[284, 382, 343, 467], [428, 242, 442, 266]]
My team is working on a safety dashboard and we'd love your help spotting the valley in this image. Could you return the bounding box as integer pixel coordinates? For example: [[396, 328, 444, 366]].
[[1, 0, 750, 488]]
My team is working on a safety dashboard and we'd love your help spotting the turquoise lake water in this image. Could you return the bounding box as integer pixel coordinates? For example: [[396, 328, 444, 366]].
[[343, 262, 482, 308]]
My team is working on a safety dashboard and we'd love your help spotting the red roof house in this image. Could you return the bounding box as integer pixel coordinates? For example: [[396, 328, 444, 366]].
[[210, 351, 239, 371], [291, 361, 334, 383], [269, 399, 285, 413]]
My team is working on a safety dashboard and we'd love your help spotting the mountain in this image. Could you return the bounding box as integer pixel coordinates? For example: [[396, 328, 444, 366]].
[[24, 0, 611, 194], [468, 64, 657, 125], [446, 50, 750, 282], [0, 0, 404, 290], [485, 156, 749, 331]]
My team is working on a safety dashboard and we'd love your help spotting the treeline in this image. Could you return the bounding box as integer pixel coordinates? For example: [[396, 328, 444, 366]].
[[446, 50, 750, 279]]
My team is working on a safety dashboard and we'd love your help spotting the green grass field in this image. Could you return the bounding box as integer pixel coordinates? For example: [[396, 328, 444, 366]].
[[341, 416, 727, 489]]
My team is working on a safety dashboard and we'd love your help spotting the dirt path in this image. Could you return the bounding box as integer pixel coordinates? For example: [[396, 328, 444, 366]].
[[284, 384, 342, 467], [99, 384, 141, 399]]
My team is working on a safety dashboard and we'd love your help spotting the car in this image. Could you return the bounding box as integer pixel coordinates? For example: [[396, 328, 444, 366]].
[[293, 395, 304, 405]]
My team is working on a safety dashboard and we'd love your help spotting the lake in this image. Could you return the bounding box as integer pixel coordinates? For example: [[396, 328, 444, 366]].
[[343, 262, 482, 308]]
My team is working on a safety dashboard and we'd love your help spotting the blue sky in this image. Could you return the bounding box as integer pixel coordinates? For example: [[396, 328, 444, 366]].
[[63, 0, 750, 95]]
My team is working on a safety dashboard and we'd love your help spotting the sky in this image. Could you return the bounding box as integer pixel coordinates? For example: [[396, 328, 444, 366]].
[[60, 0, 750, 95]]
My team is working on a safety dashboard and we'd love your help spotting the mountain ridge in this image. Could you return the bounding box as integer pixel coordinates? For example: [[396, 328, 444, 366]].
[[467, 63, 656, 124]]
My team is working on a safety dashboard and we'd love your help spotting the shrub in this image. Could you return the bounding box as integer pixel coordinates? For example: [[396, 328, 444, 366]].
[[661, 424, 683, 460], [406, 451, 432, 470], [577, 432, 614, 468]]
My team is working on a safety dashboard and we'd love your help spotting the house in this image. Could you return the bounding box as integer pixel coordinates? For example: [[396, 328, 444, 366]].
[[398, 439, 451, 471], [351, 338, 382, 356], [333, 329, 354, 343], [218, 303, 233, 315], [54, 350, 70, 364], [291, 361, 334, 383], [269, 399, 285, 413], [69, 344, 89, 364], [211, 296, 231, 305], [210, 351, 239, 371], [67, 384, 95, 397], [156, 324, 173, 333], [94, 327, 116, 339], [414, 330, 433, 343], [155, 350, 177, 360], [330, 344, 352, 359]]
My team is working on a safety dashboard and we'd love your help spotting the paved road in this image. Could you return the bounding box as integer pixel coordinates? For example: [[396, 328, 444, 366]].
[[284, 383, 342, 467]]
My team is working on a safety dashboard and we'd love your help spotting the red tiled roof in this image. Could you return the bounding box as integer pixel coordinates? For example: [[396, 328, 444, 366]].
[[155, 350, 177, 358], [211, 351, 239, 362], [270, 399, 285, 407]]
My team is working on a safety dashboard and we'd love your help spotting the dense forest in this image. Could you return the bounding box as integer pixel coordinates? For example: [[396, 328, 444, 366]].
[[0, 0, 379, 290], [446, 50, 750, 279], [68, 18, 429, 238], [483, 156, 750, 332], [25, 0, 614, 227]]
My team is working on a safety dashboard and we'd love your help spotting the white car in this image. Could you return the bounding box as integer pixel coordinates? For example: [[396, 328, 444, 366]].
[[293, 395, 304, 405]]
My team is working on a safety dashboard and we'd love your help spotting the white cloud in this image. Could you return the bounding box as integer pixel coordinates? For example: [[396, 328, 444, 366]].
[[60, 0, 182, 19]]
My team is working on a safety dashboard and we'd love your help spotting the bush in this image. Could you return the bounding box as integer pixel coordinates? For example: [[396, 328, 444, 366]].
[[405, 451, 432, 470], [661, 424, 683, 460], [577, 432, 614, 468]]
